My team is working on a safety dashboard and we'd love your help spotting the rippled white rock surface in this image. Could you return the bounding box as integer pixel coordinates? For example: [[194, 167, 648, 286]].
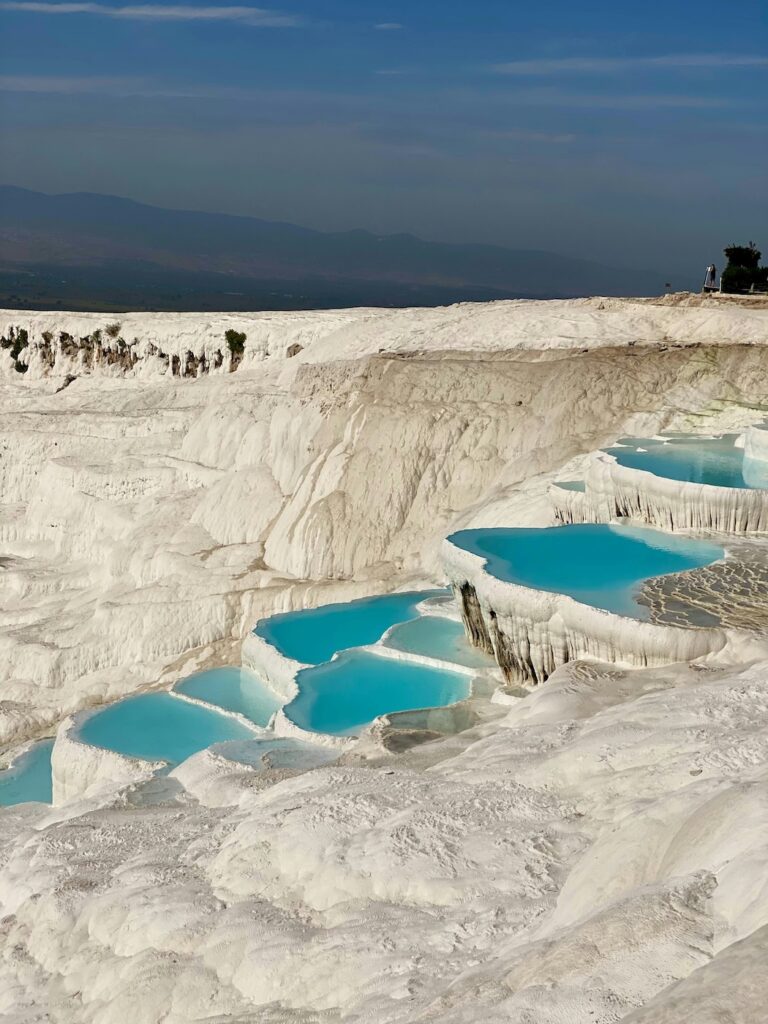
[[2, 295, 768, 1021], [2, 656, 768, 1022]]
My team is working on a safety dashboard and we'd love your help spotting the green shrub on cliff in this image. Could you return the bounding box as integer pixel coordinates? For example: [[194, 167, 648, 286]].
[[225, 329, 246, 355]]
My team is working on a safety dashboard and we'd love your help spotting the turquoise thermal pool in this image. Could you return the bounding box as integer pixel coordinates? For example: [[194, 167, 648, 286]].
[[254, 589, 445, 664], [175, 666, 281, 726], [384, 615, 495, 668], [285, 650, 471, 736], [79, 692, 257, 766], [0, 740, 54, 806], [448, 523, 724, 618], [608, 435, 768, 490]]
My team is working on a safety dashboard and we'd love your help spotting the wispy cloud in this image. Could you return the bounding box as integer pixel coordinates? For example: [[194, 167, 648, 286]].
[[505, 87, 733, 109], [493, 53, 768, 75], [490, 129, 576, 144], [0, 73, 144, 93], [0, 2, 299, 27], [374, 22, 402, 30], [1, 74, 735, 114], [0, 73, 272, 97]]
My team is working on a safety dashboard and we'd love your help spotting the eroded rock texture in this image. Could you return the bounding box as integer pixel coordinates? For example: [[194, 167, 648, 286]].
[[640, 543, 768, 631]]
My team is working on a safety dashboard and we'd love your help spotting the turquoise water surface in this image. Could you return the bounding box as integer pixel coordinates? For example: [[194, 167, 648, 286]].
[[448, 523, 723, 618], [384, 615, 494, 668], [80, 692, 257, 766], [254, 590, 444, 664], [285, 650, 471, 735], [609, 435, 768, 490], [175, 666, 281, 726], [0, 739, 53, 806]]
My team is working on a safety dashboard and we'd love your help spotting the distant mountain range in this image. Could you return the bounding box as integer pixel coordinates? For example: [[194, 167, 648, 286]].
[[0, 185, 671, 311]]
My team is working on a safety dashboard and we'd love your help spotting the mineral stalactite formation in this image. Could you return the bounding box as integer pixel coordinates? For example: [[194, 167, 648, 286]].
[[552, 445, 768, 533], [457, 582, 495, 655]]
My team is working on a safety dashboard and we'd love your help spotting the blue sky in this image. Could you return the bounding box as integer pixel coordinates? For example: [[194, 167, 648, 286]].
[[0, 0, 766, 274]]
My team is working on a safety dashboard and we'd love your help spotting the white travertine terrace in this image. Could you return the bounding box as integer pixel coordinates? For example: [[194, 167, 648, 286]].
[[50, 711, 164, 805], [242, 602, 485, 749], [241, 593, 464, 703], [552, 450, 768, 533], [550, 480, 593, 523], [2, 295, 768, 1022], [442, 534, 728, 685], [240, 626, 352, 749], [241, 630, 306, 703]]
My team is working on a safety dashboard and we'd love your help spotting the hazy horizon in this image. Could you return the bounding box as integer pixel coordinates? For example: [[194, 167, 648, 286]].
[[0, 180, 701, 268], [1, 0, 766, 280]]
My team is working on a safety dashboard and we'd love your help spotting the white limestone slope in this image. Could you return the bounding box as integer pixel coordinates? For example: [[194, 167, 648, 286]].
[[1, 654, 768, 1022], [6, 293, 765, 752], [1, 295, 768, 1022]]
